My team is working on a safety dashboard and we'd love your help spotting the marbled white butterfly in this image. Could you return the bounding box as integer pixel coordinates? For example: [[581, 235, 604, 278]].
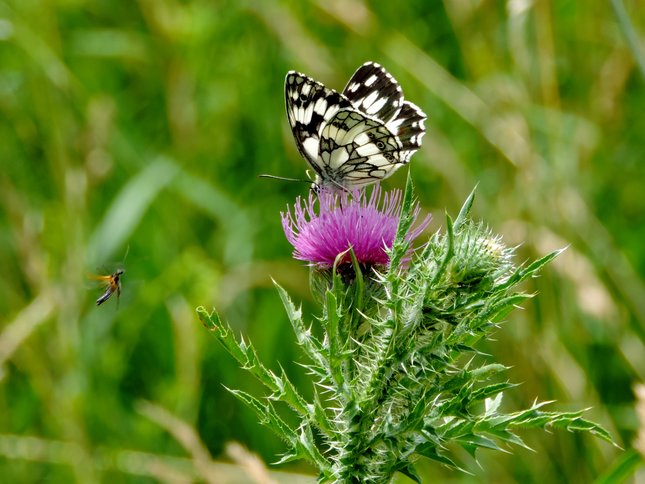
[[285, 62, 426, 190]]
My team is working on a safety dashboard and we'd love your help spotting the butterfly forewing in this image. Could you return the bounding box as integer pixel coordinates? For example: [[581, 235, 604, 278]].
[[285, 72, 351, 171], [284, 61, 427, 190], [343, 62, 403, 123]]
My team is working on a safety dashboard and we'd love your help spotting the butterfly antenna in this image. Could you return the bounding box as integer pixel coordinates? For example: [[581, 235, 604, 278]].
[[258, 174, 312, 185]]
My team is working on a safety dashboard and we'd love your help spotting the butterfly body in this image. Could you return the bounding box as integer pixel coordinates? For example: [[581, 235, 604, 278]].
[[285, 62, 426, 190]]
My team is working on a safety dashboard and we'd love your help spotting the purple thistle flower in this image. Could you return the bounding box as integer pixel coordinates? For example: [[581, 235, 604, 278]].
[[281, 185, 431, 269]]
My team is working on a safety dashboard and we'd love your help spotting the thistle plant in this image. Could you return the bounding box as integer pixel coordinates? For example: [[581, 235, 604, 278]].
[[198, 176, 614, 482]]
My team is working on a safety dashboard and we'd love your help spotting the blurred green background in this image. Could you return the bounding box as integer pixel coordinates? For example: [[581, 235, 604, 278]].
[[1, 0, 644, 482]]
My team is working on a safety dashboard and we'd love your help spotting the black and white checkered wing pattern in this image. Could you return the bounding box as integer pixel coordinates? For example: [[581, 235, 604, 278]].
[[284, 62, 426, 190], [285, 71, 351, 176], [344, 62, 426, 164], [318, 109, 403, 188], [343, 62, 404, 122]]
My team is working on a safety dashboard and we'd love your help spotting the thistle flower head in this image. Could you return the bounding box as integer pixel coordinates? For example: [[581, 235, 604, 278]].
[[281, 185, 431, 269], [450, 223, 515, 291]]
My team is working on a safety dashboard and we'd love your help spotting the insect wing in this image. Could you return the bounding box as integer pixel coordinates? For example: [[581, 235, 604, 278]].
[[285, 71, 351, 174], [92, 269, 124, 306], [96, 284, 114, 306], [345, 62, 426, 162], [385, 101, 426, 163], [342, 62, 404, 123], [318, 109, 403, 188]]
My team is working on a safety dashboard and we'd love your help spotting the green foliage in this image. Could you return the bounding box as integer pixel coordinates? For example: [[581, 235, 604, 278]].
[[1, 0, 642, 481], [200, 184, 614, 482]]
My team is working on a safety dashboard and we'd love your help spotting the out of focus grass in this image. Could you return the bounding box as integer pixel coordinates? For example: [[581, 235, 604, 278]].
[[0, 0, 643, 482]]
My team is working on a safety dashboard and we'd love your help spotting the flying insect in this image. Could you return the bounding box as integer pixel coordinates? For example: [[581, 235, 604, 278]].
[[92, 268, 124, 306]]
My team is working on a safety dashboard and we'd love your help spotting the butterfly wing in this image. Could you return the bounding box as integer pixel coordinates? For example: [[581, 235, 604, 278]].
[[343, 62, 404, 123], [386, 101, 427, 163], [285, 63, 427, 190], [285, 71, 352, 176], [318, 109, 403, 189], [344, 62, 426, 164]]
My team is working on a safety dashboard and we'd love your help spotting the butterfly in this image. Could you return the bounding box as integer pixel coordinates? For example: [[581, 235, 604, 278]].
[[285, 62, 426, 191]]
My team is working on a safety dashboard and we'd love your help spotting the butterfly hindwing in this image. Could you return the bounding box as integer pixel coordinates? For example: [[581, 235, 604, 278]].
[[386, 101, 426, 162], [284, 62, 426, 190], [318, 109, 402, 188]]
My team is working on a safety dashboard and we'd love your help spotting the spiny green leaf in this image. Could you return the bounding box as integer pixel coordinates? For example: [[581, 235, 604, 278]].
[[311, 389, 333, 435], [496, 401, 557, 425], [470, 363, 510, 379], [456, 433, 508, 458], [331, 248, 349, 294], [484, 392, 504, 416], [415, 442, 466, 472], [470, 382, 518, 404], [546, 416, 617, 446], [201, 305, 314, 423], [487, 293, 534, 322], [399, 390, 439, 433], [454, 185, 477, 232], [200, 310, 262, 374], [269, 365, 311, 415], [396, 462, 422, 483], [480, 427, 532, 450], [197, 306, 220, 331], [297, 423, 331, 471], [501, 248, 565, 289], [348, 247, 365, 313], [323, 287, 355, 396], [227, 388, 330, 469], [273, 450, 301, 465], [274, 280, 326, 365], [325, 288, 340, 357], [471, 292, 532, 326], [226, 388, 298, 443], [430, 213, 455, 286], [438, 419, 476, 440], [392, 172, 416, 253]]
